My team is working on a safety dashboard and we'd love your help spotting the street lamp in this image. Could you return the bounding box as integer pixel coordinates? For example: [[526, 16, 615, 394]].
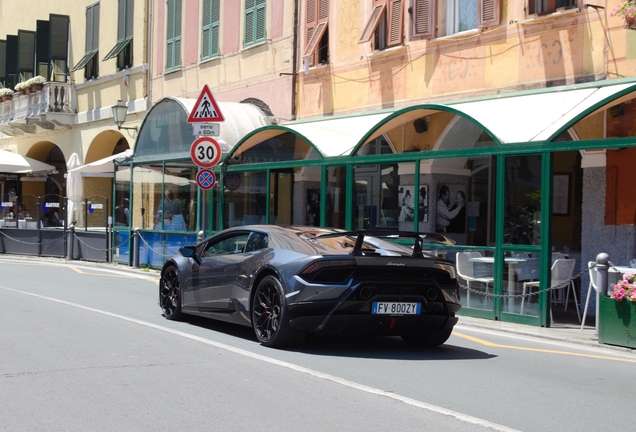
[[111, 99, 138, 137]]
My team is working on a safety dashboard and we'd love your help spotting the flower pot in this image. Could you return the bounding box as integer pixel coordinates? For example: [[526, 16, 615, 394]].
[[19, 90, 26, 95], [598, 294, 636, 348], [1, 95, 12, 102], [30, 84, 43, 91], [625, 15, 636, 30]]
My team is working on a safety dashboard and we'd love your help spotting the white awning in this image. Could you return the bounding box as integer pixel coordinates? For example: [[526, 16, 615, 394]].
[[69, 149, 133, 176], [0, 149, 56, 174]]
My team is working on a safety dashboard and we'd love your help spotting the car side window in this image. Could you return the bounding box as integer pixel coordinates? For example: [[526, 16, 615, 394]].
[[202, 233, 250, 257], [244, 232, 268, 253]]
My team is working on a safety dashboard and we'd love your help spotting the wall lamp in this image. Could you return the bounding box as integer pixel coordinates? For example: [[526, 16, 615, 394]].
[[111, 99, 138, 138]]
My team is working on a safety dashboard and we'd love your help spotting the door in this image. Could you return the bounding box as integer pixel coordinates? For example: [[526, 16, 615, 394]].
[[269, 170, 293, 225]]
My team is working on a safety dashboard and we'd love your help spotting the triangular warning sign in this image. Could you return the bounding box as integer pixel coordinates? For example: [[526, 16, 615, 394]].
[[187, 84, 225, 123]]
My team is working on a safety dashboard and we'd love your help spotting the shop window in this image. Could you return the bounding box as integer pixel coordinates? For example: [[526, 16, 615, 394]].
[[201, 0, 221, 60], [358, 0, 404, 49], [103, 0, 134, 70], [225, 171, 267, 228], [327, 166, 346, 229], [302, 0, 329, 67], [244, 0, 266, 47], [504, 155, 542, 246], [528, 0, 576, 16], [166, 0, 182, 72], [70, 3, 100, 80]]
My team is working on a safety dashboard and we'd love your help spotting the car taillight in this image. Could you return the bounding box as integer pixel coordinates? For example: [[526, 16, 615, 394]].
[[299, 260, 355, 284]]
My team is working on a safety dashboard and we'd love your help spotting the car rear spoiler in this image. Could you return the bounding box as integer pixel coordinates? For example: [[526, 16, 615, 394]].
[[315, 230, 456, 257]]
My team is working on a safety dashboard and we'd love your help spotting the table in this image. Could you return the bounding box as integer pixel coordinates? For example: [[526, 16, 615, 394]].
[[470, 256, 539, 311]]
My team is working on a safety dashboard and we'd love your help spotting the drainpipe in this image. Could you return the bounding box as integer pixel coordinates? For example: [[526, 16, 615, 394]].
[[290, 0, 299, 120]]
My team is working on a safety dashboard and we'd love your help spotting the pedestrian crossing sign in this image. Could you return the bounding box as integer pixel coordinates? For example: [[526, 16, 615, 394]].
[[187, 84, 225, 123]]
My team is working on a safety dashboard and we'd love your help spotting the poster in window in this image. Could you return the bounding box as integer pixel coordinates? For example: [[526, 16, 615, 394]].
[[552, 174, 570, 216]]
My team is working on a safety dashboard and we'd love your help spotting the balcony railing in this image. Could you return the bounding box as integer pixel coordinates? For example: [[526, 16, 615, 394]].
[[0, 82, 76, 128]]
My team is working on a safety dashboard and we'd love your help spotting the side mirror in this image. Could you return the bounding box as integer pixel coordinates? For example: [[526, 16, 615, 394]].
[[180, 245, 202, 266]]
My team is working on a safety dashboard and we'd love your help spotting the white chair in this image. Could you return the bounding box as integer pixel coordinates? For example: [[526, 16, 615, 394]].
[[455, 251, 494, 308], [581, 261, 600, 331], [522, 258, 580, 322]]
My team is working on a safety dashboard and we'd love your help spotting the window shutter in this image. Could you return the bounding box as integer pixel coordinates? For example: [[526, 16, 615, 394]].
[[93, 3, 100, 51], [174, 0, 182, 67], [303, 0, 329, 59], [6, 35, 18, 76], [244, 6, 254, 45], [85, 6, 94, 53], [126, 0, 135, 38], [0, 40, 6, 80], [18, 30, 36, 73], [202, 0, 212, 58], [358, 1, 386, 44], [387, 0, 403, 46], [118, 0, 126, 40], [413, 0, 434, 39], [36, 20, 50, 66], [49, 14, 69, 61], [255, 1, 266, 42], [478, 0, 500, 28]]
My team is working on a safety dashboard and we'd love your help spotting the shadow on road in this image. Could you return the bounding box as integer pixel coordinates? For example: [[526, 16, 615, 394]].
[[183, 316, 496, 361]]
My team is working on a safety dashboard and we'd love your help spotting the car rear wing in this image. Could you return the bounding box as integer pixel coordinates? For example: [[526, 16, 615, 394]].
[[315, 230, 456, 257]]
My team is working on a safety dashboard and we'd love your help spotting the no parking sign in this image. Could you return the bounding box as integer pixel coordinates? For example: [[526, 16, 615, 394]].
[[196, 169, 216, 190]]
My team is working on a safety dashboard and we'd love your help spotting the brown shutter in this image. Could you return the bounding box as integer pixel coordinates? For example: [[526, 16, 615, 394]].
[[387, 0, 403, 47], [358, 0, 386, 44], [413, 0, 434, 39], [478, 0, 500, 28], [303, 0, 329, 59]]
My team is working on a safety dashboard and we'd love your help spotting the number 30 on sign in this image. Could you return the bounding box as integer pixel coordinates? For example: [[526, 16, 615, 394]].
[[190, 136, 222, 168]]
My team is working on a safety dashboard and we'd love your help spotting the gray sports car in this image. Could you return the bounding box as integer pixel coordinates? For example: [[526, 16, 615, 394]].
[[159, 225, 461, 348]]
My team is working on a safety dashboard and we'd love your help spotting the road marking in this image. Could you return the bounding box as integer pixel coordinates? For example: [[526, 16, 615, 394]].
[[68, 266, 159, 285], [453, 331, 636, 363], [2, 285, 518, 432]]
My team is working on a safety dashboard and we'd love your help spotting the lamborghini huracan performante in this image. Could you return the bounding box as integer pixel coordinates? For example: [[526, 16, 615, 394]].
[[159, 225, 461, 348]]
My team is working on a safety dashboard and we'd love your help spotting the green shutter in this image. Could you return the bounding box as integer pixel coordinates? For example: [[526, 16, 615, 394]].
[[18, 30, 36, 73], [166, 0, 182, 70], [6, 35, 18, 76], [103, 0, 134, 61], [118, 0, 126, 40], [201, 0, 220, 60], [49, 14, 69, 61], [0, 40, 6, 80], [255, 2, 266, 42], [36, 20, 50, 66], [245, 0, 265, 46], [126, 0, 135, 38], [92, 3, 100, 51]]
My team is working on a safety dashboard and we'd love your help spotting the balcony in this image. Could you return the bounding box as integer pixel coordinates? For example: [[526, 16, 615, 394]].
[[0, 82, 76, 135]]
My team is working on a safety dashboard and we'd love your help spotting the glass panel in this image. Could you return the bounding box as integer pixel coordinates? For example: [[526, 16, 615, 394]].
[[270, 170, 293, 225], [135, 99, 193, 160], [504, 155, 542, 246], [293, 165, 320, 226], [224, 171, 266, 227], [155, 163, 195, 231], [130, 165, 162, 230], [422, 155, 495, 310], [228, 132, 320, 165], [354, 163, 413, 230], [84, 194, 108, 229], [327, 166, 346, 228], [502, 251, 542, 316], [114, 167, 131, 227]]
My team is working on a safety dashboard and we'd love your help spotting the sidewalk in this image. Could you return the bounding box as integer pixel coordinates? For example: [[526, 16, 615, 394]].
[[2, 254, 634, 354]]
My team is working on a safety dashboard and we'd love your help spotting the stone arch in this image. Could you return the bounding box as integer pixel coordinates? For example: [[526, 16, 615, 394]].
[[85, 130, 131, 164]]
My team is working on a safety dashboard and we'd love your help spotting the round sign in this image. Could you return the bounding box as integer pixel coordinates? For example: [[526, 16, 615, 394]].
[[196, 169, 217, 190], [191, 137, 222, 168], [224, 172, 241, 191]]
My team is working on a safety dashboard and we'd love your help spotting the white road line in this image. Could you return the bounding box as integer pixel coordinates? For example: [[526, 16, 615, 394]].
[[2, 285, 519, 432]]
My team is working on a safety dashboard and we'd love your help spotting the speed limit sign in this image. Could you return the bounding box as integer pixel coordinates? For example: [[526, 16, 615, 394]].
[[190, 136, 222, 168]]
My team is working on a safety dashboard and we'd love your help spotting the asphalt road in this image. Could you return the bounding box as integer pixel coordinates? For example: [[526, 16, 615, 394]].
[[1, 258, 634, 431]]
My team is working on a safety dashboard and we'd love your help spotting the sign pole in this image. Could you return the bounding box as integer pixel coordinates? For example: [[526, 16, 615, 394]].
[[201, 188, 207, 238]]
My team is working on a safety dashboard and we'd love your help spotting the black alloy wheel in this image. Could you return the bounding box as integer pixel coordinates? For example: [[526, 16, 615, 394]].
[[251, 275, 305, 348], [160, 266, 184, 320]]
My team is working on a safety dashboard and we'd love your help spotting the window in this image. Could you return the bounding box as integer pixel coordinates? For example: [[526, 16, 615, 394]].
[[244, 0, 266, 47], [70, 2, 100, 80], [103, 0, 134, 70], [358, 0, 404, 50], [202, 233, 251, 256], [166, 0, 182, 71], [412, 0, 500, 39], [302, 0, 329, 66], [528, 0, 576, 15], [201, 0, 220, 60]]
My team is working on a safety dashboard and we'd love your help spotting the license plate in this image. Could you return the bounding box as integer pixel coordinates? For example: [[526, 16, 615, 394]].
[[372, 302, 421, 315]]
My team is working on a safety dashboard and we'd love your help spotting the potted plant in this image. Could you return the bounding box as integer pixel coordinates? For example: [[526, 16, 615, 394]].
[[599, 271, 636, 348], [26, 75, 46, 91], [14, 81, 29, 94], [612, 0, 636, 30], [0, 88, 14, 101]]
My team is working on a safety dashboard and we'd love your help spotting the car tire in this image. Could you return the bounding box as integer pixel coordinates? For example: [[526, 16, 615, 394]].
[[160, 265, 184, 321], [251, 275, 306, 348], [401, 328, 453, 347]]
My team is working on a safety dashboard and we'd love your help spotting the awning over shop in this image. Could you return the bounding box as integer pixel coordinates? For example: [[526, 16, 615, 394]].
[[0, 149, 56, 174], [133, 97, 273, 163], [233, 77, 636, 159], [68, 149, 133, 176]]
